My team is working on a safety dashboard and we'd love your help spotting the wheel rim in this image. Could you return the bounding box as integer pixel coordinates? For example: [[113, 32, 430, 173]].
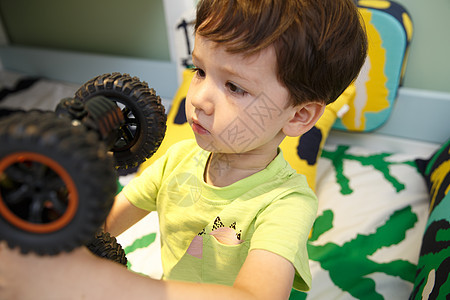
[[0, 152, 78, 234], [112, 101, 141, 152]]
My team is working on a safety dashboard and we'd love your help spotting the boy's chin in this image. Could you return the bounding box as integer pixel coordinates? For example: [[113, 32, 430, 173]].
[[195, 139, 255, 155], [194, 136, 230, 153], [195, 137, 223, 153]]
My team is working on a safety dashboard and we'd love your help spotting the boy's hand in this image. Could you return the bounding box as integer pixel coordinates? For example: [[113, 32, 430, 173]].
[[0, 241, 101, 300], [0, 241, 55, 299], [0, 241, 18, 299], [0, 241, 153, 300]]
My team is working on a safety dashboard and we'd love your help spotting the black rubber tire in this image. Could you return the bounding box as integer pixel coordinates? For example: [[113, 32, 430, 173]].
[[0, 111, 117, 255], [74, 73, 167, 173], [86, 231, 128, 266]]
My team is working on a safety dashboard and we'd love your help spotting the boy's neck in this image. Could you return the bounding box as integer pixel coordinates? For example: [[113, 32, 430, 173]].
[[204, 149, 278, 187]]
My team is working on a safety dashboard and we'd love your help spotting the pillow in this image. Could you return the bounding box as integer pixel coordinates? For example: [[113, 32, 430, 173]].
[[410, 139, 450, 299], [138, 68, 354, 191], [332, 1, 413, 132], [289, 144, 430, 299]]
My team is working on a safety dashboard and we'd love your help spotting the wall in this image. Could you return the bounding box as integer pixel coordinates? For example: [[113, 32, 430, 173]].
[[0, 0, 448, 93], [393, 0, 450, 93], [0, 0, 170, 61]]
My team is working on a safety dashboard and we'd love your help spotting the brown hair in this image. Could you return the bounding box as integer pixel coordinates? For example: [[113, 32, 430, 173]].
[[195, 0, 368, 106]]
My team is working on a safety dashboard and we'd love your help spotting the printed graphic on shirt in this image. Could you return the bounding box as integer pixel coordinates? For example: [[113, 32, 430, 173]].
[[167, 171, 202, 207], [186, 216, 243, 258], [166, 149, 210, 207]]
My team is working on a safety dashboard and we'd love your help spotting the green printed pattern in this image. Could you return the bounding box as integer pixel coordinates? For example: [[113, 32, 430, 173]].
[[124, 233, 157, 270], [290, 206, 418, 300], [321, 145, 418, 195], [290, 146, 424, 299]]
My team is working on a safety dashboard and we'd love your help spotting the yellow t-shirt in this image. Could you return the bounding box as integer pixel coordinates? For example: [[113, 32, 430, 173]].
[[123, 139, 318, 291]]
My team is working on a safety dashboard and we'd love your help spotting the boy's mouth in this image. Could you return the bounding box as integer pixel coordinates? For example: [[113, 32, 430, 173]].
[[192, 119, 209, 135]]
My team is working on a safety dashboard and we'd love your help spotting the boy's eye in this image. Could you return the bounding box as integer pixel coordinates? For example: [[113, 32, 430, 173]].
[[226, 82, 247, 96], [192, 67, 205, 78]]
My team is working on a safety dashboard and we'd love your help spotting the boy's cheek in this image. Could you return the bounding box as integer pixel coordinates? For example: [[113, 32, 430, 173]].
[[184, 101, 193, 122]]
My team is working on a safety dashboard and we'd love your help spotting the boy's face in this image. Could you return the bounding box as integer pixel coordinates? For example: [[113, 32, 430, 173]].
[[186, 34, 297, 154]]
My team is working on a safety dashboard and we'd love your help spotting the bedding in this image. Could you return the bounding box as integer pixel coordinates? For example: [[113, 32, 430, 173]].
[[0, 70, 79, 111]]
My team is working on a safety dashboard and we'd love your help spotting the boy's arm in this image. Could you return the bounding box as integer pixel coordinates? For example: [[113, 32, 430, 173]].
[[233, 249, 296, 299], [0, 242, 295, 300], [104, 191, 149, 236], [158, 249, 295, 300]]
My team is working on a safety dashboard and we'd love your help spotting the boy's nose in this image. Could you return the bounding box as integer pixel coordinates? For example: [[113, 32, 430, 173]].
[[189, 80, 215, 115]]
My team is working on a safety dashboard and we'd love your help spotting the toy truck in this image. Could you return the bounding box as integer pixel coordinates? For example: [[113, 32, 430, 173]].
[[0, 73, 166, 258]]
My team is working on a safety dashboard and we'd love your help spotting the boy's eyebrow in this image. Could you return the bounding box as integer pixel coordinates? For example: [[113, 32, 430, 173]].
[[192, 50, 198, 63], [192, 51, 252, 84], [192, 50, 201, 66]]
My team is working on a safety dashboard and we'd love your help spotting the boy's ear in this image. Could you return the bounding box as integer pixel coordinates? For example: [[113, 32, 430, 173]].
[[283, 102, 325, 137]]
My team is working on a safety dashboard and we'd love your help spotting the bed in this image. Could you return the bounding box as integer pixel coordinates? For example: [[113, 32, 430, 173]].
[[0, 1, 449, 299]]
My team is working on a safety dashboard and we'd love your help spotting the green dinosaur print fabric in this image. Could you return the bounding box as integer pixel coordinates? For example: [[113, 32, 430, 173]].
[[289, 145, 430, 299]]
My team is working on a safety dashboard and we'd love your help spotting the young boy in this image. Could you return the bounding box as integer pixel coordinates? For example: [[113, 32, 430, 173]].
[[0, 0, 367, 299]]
